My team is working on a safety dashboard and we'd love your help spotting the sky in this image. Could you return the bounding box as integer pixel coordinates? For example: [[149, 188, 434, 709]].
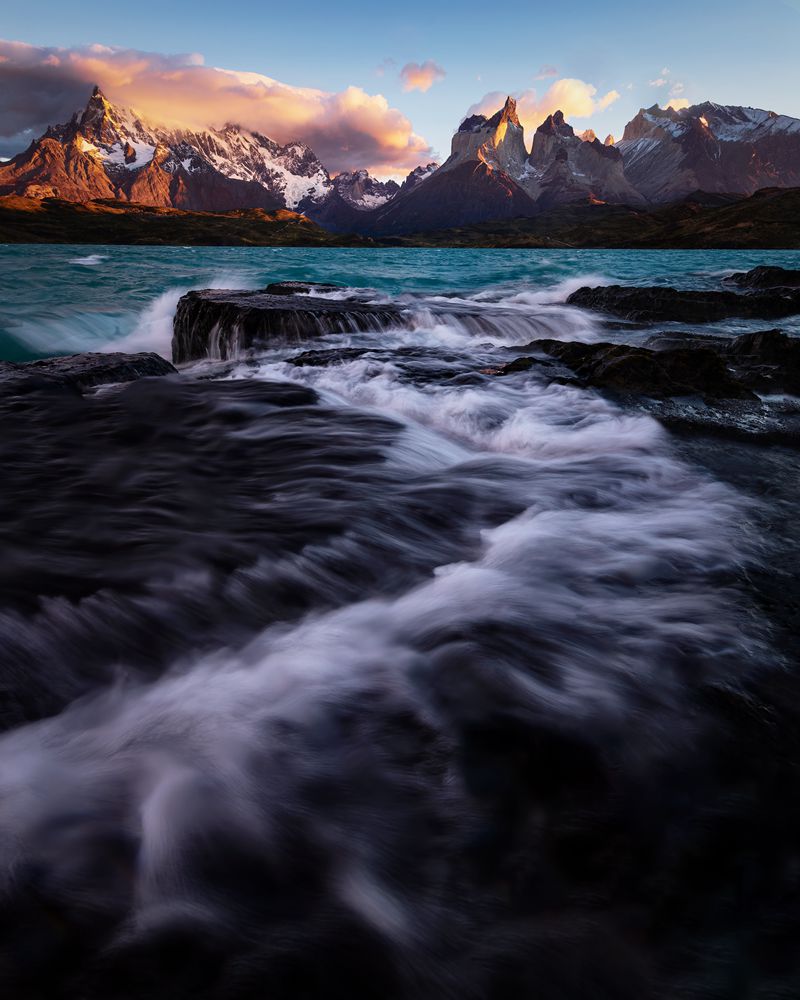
[[1, 0, 799, 177]]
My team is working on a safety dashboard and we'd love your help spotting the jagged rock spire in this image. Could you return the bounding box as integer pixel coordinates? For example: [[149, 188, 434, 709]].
[[487, 96, 521, 129], [536, 110, 574, 138]]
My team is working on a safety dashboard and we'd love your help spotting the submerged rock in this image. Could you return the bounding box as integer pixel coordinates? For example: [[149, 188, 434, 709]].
[[288, 347, 371, 367], [0, 352, 176, 395], [172, 289, 405, 363], [566, 284, 800, 323]]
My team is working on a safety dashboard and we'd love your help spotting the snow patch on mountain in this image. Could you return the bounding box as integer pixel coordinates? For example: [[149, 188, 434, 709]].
[[332, 169, 400, 210]]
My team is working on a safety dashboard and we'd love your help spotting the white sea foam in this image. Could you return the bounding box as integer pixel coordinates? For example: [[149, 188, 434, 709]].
[[69, 253, 109, 266], [104, 270, 260, 359], [105, 287, 188, 359]]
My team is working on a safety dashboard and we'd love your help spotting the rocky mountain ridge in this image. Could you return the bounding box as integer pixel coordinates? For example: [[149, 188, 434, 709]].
[[3, 87, 800, 235]]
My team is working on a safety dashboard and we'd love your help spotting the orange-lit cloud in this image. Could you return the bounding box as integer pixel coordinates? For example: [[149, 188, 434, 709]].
[[468, 79, 621, 132], [0, 39, 433, 175], [666, 98, 691, 110], [399, 61, 446, 93]]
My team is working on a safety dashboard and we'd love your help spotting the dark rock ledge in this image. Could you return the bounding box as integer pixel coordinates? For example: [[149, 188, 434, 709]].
[[172, 284, 404, 364], [723, 265, 800, 290], [0, 352, 176, 395], [566, 283, 800, 324], [490, 330, 800, 445]]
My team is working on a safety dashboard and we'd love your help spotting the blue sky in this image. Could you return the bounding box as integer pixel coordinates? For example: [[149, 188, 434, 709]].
[[2, 0, 799, 173]]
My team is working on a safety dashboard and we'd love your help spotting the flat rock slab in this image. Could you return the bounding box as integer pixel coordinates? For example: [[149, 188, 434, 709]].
[[0, 352, 177, 395], [567, 284, 800, 323], [172, 288, 405, 363]]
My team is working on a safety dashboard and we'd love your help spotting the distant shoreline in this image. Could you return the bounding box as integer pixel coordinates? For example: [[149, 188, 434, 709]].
[[3, 188, 800, 250]]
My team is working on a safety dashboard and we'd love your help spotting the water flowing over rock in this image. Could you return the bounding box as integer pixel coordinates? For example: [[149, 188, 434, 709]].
[[2, 251, 800, 999], [490, 328, 800, 443], [171, 281, 577, 362], [172, 288, 407, 362]]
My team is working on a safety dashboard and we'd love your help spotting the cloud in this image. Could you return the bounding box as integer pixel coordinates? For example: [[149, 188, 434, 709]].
[[399, 60, 445, 93], [375, 57, 395, 78], [649, 77, 669, 88], [535, 65, 558, 80], [597, 89, 621, 111], [666, 98, 691, 110], [467, 79, 621, 132], [0, 39, 433, 175], [669, 82, 685, 96]]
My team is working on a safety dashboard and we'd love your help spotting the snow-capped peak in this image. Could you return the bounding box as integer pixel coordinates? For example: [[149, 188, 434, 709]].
[[51, 88, 335, 207], [333, 169, 399, 210]]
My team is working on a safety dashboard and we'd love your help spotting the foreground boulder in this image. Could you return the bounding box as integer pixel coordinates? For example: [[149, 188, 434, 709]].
[[566, 284, 800, 323], [172, 286, 404, 363], [0, 352, 176, 395]]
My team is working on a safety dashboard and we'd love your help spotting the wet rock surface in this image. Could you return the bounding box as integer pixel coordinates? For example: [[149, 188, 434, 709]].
[[566, 282, 800, 323], [172, 288, 407, 363], [0, 351, 176, 394], [723, 264, 800, 289], [288, 347, 371, 367], [171, 285, 559, 365], [263, 280, 347, 296], [502, 338, 757, 399], [491, 332, 800, 443]]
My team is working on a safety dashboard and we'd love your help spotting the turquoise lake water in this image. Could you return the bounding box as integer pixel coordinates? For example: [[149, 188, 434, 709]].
[[2, 245, 800, 361]]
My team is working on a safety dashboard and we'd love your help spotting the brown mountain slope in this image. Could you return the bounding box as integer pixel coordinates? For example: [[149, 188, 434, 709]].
[[0, 197, 366, 246], [361, 160, 538, 236], [0, 138, 118, 201], [0, 90, 284, 213]]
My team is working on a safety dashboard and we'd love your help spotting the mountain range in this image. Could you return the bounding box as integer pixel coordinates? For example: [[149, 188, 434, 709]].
[[2, 87, 800, 236]]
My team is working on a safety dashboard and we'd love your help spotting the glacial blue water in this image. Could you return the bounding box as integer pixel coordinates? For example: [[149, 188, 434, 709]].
[[1, 244, 800, 361]]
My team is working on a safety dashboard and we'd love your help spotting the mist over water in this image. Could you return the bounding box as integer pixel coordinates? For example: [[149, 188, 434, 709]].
[[0, 245, 798, 998]]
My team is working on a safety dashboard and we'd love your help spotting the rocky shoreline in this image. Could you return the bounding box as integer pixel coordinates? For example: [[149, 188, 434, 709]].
[[5, 267, 799, 449], [1, 262, 799, 1000]]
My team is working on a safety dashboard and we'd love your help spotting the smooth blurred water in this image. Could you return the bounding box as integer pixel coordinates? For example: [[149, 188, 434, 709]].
[[2, 244, 800, 997], [2, 244, 800, 361]]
